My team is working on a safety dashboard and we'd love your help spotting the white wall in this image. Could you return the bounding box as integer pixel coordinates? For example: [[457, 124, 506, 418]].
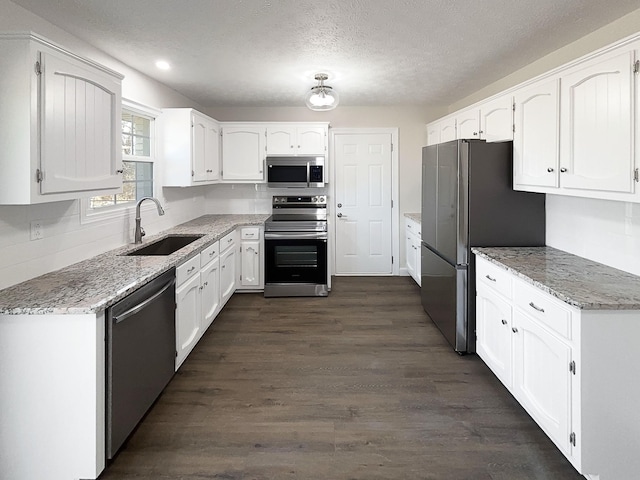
[[0, 0, 208, 289]]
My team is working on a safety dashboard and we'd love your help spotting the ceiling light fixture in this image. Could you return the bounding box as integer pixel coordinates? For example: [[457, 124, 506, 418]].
[[305, 73, 339, 111], [155, 60, 171, 71]]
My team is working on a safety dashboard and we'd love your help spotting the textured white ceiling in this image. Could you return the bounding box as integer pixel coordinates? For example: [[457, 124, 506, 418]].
[[11, 0, 640, 108]]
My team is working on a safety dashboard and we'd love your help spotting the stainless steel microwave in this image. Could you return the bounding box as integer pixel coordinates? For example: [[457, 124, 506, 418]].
[[266, 156, 325, 188]]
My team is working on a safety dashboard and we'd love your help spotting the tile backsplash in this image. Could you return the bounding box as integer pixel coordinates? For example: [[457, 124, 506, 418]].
[[546, 194, 640, 276]]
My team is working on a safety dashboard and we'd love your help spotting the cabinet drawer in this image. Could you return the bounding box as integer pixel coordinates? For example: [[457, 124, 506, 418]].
[[240, 227, 260, 240], [513, 279, 573, 340], [176, 255, 200, 286], [405, 217, 421, 238], [476, 257, 512, 299], [200, 240, 220, 268], [220, 230, 237, 252]]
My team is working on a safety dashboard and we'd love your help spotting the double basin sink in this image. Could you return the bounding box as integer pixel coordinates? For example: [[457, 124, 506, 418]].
[[124, 235, 204, 256]]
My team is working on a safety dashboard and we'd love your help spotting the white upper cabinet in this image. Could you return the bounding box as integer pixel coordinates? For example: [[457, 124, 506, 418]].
[[163, 108, 220, 186], [456, 108, 481, 139], [426, 121, 440, 146], [266, 123, 328, 155], [559, 47, 635, 194], [513, 77, 560, 189], [440, 117, 457, 143], [0, 33, 123, 204], [221, 124, 266, 182], [479, 94, 513, 142]]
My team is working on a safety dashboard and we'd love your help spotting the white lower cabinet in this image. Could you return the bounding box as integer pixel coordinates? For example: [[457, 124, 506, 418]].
[[475, 255, 640, 480], [238, 226, 263, 290], [404, 217, 421, 286], [219, 230, 238, 307], [175, 241, 221, 370]]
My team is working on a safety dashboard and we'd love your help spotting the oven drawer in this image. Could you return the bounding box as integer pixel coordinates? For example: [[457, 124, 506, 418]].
[[264, 236, 327, 285]]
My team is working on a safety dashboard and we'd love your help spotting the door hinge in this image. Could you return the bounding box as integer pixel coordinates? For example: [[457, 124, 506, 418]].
[[36, 168, 43, 183], [569, 432, 576, 447], [512, 102, 516, 112], [391, 199, 394, 208], [634, 168, 639, 183], [569, 360, 576, 375], [512, 123, 515, 133], [191, 170, 195, 177], [35, 61, 41, 75], [634, 60, 639, 74], [391, 143, 394, 152], [391, 256, 394, 265]]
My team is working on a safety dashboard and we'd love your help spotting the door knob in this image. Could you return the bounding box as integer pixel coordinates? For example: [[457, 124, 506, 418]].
[[337, 213, 346, 218]]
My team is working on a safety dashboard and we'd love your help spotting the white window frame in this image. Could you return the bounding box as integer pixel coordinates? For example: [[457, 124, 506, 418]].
[[81, 99, 161, 224]]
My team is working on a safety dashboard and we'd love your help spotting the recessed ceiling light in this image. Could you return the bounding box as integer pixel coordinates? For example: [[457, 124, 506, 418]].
[[155, 60, 171, 71]]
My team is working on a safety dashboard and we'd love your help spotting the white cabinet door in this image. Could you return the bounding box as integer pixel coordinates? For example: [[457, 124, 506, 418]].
[[512, 309, 572, 455], [220, 245, 237, 305], [39, 49, 122, 195], [513, 78, 560, 189], [426, 121, 440, 146], [200, 256, 220, 331], [476, 283, 513, 388], [440, 117, 456, 143], [480, 95, 513, 142], [296, 126, 327, 154], [240, 240, 261, 287], [266, 126, 295, 154], [405, 231, 417, 281], [191, 111, 220, 183], [221, 125, 266, 181], [560, 49, 635, 193], [175, 273, 201, 368], [456, 109, 480, 139]]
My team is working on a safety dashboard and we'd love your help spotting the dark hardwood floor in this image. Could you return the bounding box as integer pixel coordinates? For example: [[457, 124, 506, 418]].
[[100, 276, 582, 480]]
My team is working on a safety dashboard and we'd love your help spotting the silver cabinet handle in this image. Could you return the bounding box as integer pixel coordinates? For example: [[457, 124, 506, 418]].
[[485, 275, 496, 282], [512, 327, 518, 333], [209, 250, 216, 257], [547, 167, 554, 172], [560, 167, 568, 173], [187, 266, 196, 274], [529, 302, 545, 313], [501, 319, 508, 325]]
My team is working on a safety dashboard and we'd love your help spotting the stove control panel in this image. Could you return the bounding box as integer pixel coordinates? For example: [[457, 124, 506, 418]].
[[272, 195, 326, 206]]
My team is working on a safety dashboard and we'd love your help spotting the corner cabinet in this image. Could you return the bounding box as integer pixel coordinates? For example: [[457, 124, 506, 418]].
[[162, 109, 220, 186], [265, 123, 328, 155], [475, 255, 640, 480], [221, 124, 266, 182], [0, 33, 123, 204]]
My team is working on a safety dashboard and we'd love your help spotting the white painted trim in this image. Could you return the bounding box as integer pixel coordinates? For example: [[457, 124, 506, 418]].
[[329, 127, 400, 276]]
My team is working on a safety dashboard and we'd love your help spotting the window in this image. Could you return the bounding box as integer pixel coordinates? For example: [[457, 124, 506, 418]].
[[89, 108, 155, 209], [82, 100, 161, 223]]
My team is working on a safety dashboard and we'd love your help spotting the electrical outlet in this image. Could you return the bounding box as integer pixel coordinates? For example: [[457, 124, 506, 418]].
[[30, 221, 43, 240]]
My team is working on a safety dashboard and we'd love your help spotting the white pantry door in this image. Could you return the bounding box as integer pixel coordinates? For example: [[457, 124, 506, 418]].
[[334, 133, 393, 274]]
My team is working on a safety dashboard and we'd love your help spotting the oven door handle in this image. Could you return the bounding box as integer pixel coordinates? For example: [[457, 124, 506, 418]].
[[265, 232, 328, 240]]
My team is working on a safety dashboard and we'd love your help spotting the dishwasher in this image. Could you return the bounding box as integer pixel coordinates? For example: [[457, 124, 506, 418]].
[[106, 268, 176, 459]]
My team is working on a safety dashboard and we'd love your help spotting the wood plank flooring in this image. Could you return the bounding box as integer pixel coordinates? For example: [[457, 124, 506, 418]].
[[99, 276, 582, 480]]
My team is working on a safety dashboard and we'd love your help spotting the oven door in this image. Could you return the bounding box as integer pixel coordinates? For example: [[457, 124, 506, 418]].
[[264, 232, 328, 286]]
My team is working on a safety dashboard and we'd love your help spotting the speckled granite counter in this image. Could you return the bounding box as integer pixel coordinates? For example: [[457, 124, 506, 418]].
[[0, 214, 269, 315], [404, 212, 421, 223], [473, 246, 640, 310]]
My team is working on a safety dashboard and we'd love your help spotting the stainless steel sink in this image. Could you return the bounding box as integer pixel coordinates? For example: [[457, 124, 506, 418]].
[[124, 235, 204, 256]]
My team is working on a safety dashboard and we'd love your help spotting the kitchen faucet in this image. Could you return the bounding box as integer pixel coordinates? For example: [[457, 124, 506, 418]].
[[134, 197, 165, 243]]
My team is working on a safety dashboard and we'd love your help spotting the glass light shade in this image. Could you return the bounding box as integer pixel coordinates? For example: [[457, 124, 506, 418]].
[[305, 85, 339, 111]]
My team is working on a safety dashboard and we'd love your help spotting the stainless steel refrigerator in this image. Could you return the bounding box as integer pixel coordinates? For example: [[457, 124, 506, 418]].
[[421, 139, 545, 354]]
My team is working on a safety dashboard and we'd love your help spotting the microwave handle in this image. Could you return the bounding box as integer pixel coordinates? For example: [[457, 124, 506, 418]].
[[306, 161, 310, 187]]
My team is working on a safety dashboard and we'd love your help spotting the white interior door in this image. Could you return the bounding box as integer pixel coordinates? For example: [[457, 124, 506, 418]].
[[334, 133, 393, 274]]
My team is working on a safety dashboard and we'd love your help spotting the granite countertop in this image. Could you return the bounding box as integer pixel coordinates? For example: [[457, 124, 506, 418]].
[[473, 246, 640, 310], [404, 212, 421, 223], [0, 214, 269, 316]]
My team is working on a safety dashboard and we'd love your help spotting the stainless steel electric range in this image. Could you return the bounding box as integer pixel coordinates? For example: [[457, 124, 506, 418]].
[[264, 195, 328, 297]]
